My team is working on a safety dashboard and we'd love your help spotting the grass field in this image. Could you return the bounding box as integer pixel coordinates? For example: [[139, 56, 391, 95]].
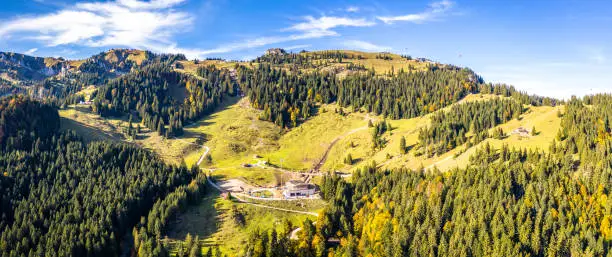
[[174, 50, 433, 78], [165, 188, 319, 256], [263, 106, 369, 171], [59, 91, 564, 255], [303, 50, 431, 74], [352, 104, 563, 172], [59, 105, 200, 165], [430, 104, 563, 170], [319, 94, 563, 173], [60, 93, 561, 175], [183, 97, 371, 181]]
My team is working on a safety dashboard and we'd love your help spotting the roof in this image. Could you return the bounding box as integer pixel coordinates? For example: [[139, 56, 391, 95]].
[[286, 180, 314, 190], [286, 180, 306, 186]]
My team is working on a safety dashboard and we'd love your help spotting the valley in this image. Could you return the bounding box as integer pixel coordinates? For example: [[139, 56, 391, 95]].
[[0, 47, 607, 257], [57, 85, 564, 255]]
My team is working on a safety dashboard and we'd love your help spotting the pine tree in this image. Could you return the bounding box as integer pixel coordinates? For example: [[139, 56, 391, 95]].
[[344, 153, 353, 165]]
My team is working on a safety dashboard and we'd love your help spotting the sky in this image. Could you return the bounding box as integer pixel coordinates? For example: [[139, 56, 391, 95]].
[[0, 0, 610, 99]]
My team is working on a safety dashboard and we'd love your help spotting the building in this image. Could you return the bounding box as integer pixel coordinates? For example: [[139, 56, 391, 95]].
[[283, 180, 316, 198]]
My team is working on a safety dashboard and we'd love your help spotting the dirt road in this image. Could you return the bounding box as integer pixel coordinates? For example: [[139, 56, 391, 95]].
[[206, 175, 318, 216]]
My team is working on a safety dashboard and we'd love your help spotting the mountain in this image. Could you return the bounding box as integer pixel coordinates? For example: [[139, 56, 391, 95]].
[[0, 52, 70, 96], [0, 49, 186, 99], [2, 47, 612, 257]]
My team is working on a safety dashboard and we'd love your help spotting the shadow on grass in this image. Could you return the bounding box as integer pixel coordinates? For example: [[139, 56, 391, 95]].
[[184, 96, 243, 129], [60, 117, 123, 142], [165, 186, 222, 241]]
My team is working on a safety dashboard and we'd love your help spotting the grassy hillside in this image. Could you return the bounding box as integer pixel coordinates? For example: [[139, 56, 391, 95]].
[[58, 91, 563, 255], [164, 189, 324, 256], [59, 105, 201, 165], [60, 91, 562, 175], [175, 49, 433, 77], [303, 50, 431, 74], [328, 95, 563, 172]]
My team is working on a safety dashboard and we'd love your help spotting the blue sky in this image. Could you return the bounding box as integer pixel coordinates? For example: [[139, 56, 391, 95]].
[[0, 0, 610, 98]]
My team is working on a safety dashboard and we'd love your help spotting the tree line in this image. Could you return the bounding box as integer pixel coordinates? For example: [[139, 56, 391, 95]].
[[244, 94, 612, 256], [132, 172, 209, 257], [0, 96, 199, 257], [417, 98, 524, 157], [237, 61, 555, 130], [92, 64, 236, 137]]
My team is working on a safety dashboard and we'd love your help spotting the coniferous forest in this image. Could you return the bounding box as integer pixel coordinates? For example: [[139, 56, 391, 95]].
[[0, 48, 608, 257], [93, 64, 236, 137], [0, 96, 204, 257], [1, 0, 610, 255], [245, 94, 612, 257], [418, 98, 524, 157]]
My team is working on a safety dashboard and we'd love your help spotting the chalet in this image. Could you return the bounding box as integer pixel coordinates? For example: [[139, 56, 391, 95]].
[[283, 180, 316, 198]]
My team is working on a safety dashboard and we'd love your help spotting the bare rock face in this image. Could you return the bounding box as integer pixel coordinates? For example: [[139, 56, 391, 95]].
[[265, 48, 287, 56], [0, 52, 65, 82]]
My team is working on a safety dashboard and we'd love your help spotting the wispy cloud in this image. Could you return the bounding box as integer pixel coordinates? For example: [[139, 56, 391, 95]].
[[0, 0, 191, 50], [24, 48, 38, 55], [377, 0, 454, 24], [178, 15, 376, 58], [284, 16, 375, 35], [1, 0, 455, 59], [341, 40, 390, 52], [284, 44, 311, 51], [346, 6, 360, 13]]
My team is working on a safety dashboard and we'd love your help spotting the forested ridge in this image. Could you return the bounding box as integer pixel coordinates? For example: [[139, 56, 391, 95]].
[[245, 94, 612, 257], [0, 96, 201, 257], [55, 49, 557, 136], [92, 64, 236, 137], [417, 98, 524, 157], [237, 61, 556, 129], [0, 49, 590, 257], [238, 63, 482, 128]]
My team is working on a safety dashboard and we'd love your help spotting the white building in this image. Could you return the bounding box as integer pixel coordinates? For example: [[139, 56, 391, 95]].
[[283, 180, 316, 198]]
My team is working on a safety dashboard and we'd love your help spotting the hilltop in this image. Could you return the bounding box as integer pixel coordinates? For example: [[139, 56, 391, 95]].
[[0, 49, 185, 98], [175, 49, 447, 77]]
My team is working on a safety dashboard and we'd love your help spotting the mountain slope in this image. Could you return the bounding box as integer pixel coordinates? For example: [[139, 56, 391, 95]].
[[12, 47, 581, 256]]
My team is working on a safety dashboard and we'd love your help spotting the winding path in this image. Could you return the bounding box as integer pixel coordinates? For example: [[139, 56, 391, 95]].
[[305, 125, 368, 183], [426, 155, 454, 170], [196, 146, 210, 166], [312, 126, 368, 172], [289, 222, 317, 240], [205, 174, 318, 217]]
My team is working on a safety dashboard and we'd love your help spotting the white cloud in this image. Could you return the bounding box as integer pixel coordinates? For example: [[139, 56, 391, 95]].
[[0, 0, 190, 49], [284, 44, 311, 51], [346, 6, 360, 13], [377, 0, 454, 24], [286, 16, 375, 33], [25, 48, 38, 55], [341, 40, 390, 52], [114, 0, 186, 9], [176, 15, 376, 59], [1, 0, 378, 60]]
